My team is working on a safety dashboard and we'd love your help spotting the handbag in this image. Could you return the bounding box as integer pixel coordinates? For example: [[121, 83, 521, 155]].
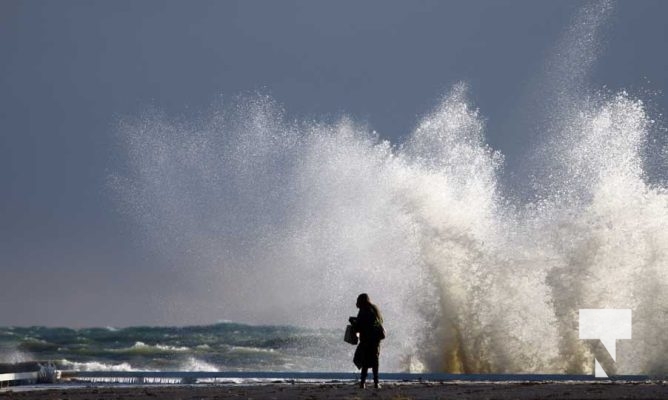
[[344, 324, 358, 345], [374, 320, 386, 340]]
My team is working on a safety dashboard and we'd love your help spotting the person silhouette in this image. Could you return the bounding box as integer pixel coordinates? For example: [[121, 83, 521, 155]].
[[350, 293, 384, 389]]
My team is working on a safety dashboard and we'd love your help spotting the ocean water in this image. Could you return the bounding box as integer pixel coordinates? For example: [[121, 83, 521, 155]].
[[102, 0, 666, 375], [0, 323, 349, 372]]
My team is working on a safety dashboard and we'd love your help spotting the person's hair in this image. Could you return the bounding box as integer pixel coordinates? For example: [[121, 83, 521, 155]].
[[357, 293, 383, 323], [357, 293, 370, 306]]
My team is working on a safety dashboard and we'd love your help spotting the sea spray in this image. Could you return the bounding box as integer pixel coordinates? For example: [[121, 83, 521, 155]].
[[111, 87, 666, 374], [110, 1, 667, 374]]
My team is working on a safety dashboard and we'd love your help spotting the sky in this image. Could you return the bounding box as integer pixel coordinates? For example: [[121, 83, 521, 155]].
[[0, 0, 666, 327]]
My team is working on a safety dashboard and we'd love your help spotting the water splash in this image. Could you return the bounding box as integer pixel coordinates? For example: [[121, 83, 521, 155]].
[[110, 1, 667, 374]]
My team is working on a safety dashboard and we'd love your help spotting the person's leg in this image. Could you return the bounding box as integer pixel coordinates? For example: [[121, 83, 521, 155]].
[[360, 366, 368, 388], [372, 342, 380, 388]]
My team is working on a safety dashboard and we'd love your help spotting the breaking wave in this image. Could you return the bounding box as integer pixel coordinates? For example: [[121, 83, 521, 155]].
[[110, 0, 667, 374]]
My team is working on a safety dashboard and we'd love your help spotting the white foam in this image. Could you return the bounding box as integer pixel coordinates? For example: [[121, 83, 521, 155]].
[[60, 359, 140, 372], [178, 357, 219, 372], [119, 342, 190, 352], [228, 346, 275, 354], [0, 350, 31, 364]]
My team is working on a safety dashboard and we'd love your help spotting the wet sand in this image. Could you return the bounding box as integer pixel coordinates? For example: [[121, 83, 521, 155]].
[[1, 381, 667, 400]]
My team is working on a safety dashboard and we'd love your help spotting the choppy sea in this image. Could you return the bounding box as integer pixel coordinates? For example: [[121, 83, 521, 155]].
[[0, 323, 351, 372]]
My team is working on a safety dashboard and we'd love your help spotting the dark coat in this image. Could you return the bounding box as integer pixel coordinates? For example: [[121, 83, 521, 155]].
[[356, 304, 380, 343], [353, 304, 382, 369]]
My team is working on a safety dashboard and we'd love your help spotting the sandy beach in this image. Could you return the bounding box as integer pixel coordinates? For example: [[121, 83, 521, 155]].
[[2, 381, 667, 400]]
